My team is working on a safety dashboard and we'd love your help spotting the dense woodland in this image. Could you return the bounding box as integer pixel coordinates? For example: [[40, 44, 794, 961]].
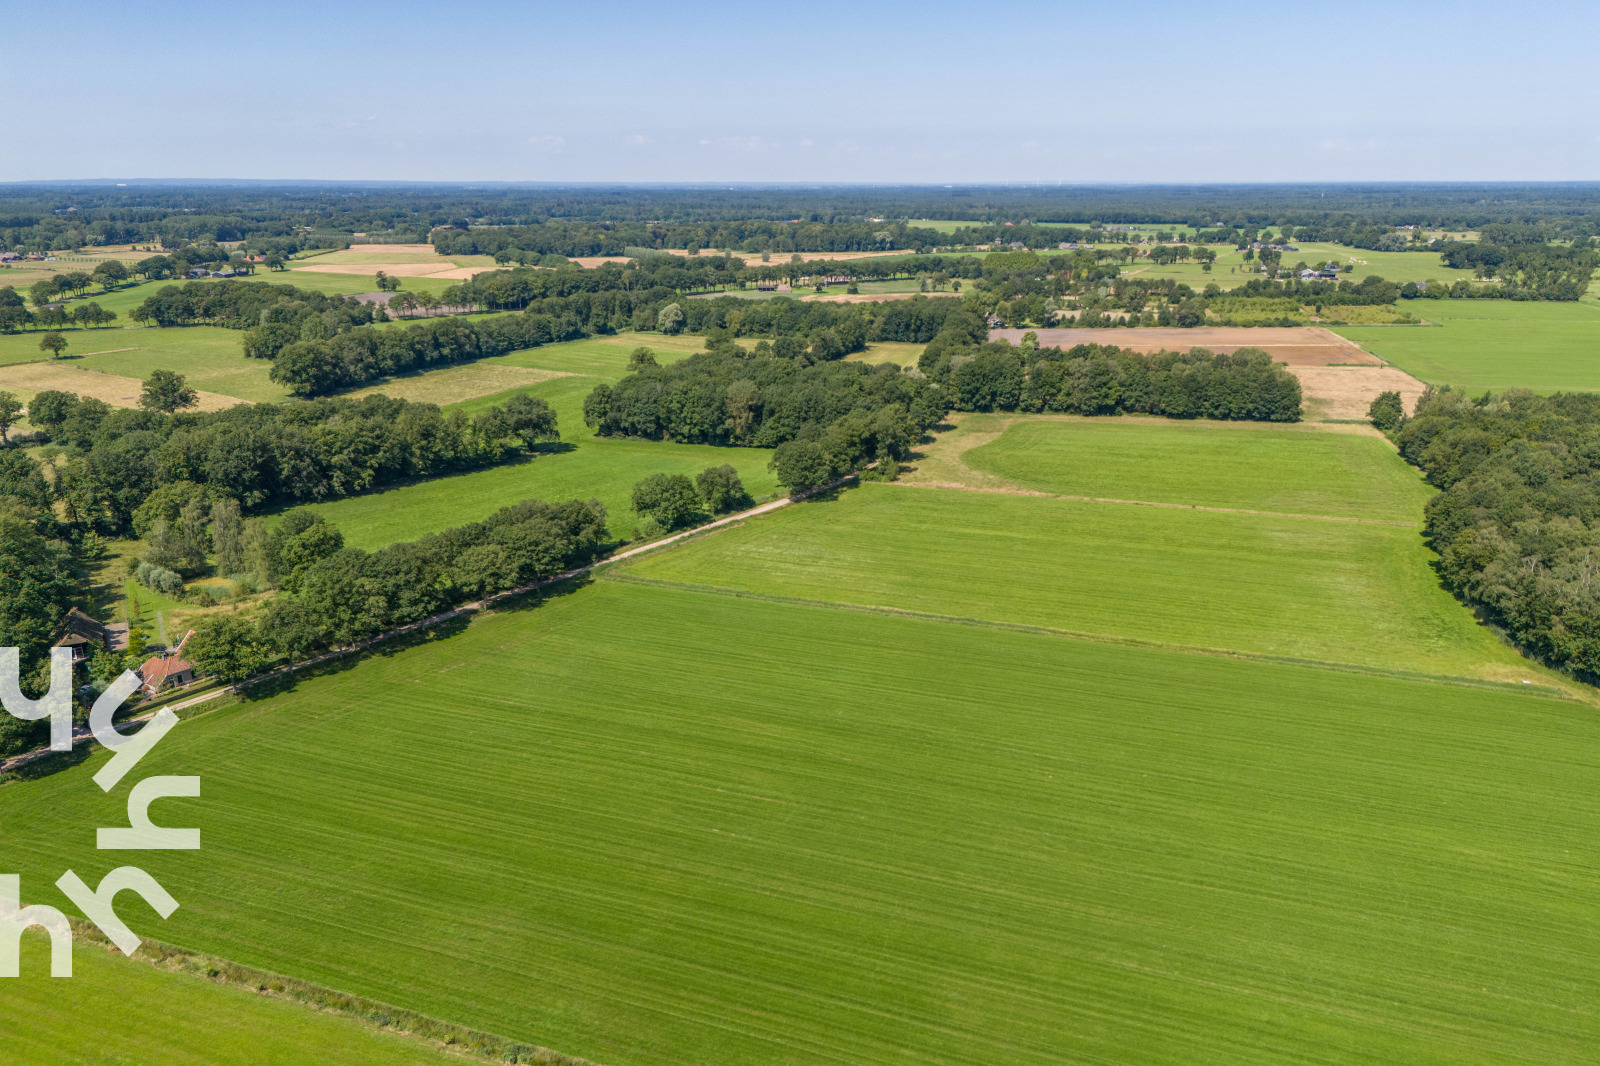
[[10, 183, 1600, 255], [587, 343, 946, 491], [1393, 389, 1600, 676]]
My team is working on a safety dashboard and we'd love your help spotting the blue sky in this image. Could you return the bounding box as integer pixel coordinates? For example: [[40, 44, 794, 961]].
[[4, 0, 1598, 182]]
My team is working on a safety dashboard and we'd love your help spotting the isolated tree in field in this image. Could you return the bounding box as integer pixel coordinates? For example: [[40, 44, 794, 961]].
[[629, 346, 657, 368], [38, 331, 67, 359], [632, 472, 702, 530], [0, 391, 22, 445], [29, 280, 57, 308], [695, 464, 750, 514], [264, 253, 285, 271], [186, 616, 267, 684], [656, 302, 684, 334], [1368, 390, 1406, 433]]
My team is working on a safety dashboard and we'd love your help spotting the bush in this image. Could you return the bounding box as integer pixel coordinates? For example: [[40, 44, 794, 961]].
[[135, 561, 184, 595]]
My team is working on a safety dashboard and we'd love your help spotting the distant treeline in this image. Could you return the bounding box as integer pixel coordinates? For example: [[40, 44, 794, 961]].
[[14, 183, 1600, 257], [432, 219, 956, 257], [1434, 240, 1596, 300], [586, 342, 947, 492], [1393, 388, 1600, 676], [130, 275, 975, 396], [25, 389, 557, 531], [917, 311, 1301, 421]]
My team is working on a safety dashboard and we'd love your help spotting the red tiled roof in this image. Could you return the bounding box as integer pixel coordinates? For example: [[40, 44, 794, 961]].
[[137, 655, 193, 689]]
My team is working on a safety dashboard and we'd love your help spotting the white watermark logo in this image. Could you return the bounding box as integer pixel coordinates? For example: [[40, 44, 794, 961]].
[[0, 648, 197, 977]]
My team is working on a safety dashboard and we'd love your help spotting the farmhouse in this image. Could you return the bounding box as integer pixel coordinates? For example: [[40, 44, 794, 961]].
[[51, 608, 109, 664], [136, 630, 198, 695]]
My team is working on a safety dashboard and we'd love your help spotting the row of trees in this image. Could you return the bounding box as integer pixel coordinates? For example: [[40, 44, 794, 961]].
[[919, 336, 1302, 421], [182, 496, 612, 682], [25, 387, 558, 531], [1390, 388, 1600, 676]]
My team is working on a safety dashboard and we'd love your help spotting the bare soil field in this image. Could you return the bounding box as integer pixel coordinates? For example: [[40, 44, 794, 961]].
[[569, 249, 916, 269], [1291, 365, 1427, 421], [345, 244, 436, 255], [292, 262, 490, 280], [0, 362, 242, 411], [991, 326, 1381, 366]]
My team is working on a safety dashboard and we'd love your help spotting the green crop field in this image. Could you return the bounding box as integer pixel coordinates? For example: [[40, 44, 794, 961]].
[[2, 936, 463, 1066], [962, 418, 1431, 520], [1288, 242, 1479, 286], [1333, 299, 1600, 392], [1, 577, 1594, 1065], [298, 335, 777, 546], [623, 482, 1535, 680]]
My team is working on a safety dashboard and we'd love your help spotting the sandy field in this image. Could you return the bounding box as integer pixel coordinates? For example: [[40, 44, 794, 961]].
[[0, 362, 242, 411], [1290, 365, 1427, 421], [292, 262, 491, 280], [345, 244, 436, 255], [569, 248, 916, 269], [990, 326, 1380, 366]]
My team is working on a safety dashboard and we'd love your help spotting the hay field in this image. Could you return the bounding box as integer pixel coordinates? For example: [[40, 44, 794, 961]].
[[1294, 364, 1429, 420], [1333, 300, 1600, 392], [1, 578, 1594, 1064], [1, 935, 462, 1066], [0, 325, 286, 404], [0, 361, 241, 411], [344, 364, 570, 406]]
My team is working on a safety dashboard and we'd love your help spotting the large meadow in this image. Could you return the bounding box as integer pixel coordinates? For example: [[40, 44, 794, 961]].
[[8, 389, 1599, 1064], [8, 224, 1600, 1065]]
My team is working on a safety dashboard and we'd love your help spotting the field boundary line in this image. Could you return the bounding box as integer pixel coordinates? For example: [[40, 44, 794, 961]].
[[601, 573, 1572, 698], [62, 918, 602, 1066], [888, 480, 1421, 527]]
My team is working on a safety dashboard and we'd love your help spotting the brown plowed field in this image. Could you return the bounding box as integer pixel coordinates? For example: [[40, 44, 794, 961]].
[[990, 326, 1380, 366]]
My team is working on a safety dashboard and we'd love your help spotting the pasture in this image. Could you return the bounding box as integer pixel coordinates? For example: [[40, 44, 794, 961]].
[[301, 335, 776, 545], [622, 482, 1535, 681], [1333, 299, 1600, 392], [1, 579, 1595, 1064], [2, 935, 464, 1066], [958, 417, 1430, 520], [0, 325, 286, 403]]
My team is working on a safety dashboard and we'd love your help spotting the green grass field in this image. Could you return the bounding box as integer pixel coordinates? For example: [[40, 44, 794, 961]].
[[621, 484, 1532, 680], [1, 577, 1595, 1065], [1, 936, 466, 1066], [1333, 299, 1600, 392], [962, 418, 1431, 520], [298, 334, 776, 545]]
